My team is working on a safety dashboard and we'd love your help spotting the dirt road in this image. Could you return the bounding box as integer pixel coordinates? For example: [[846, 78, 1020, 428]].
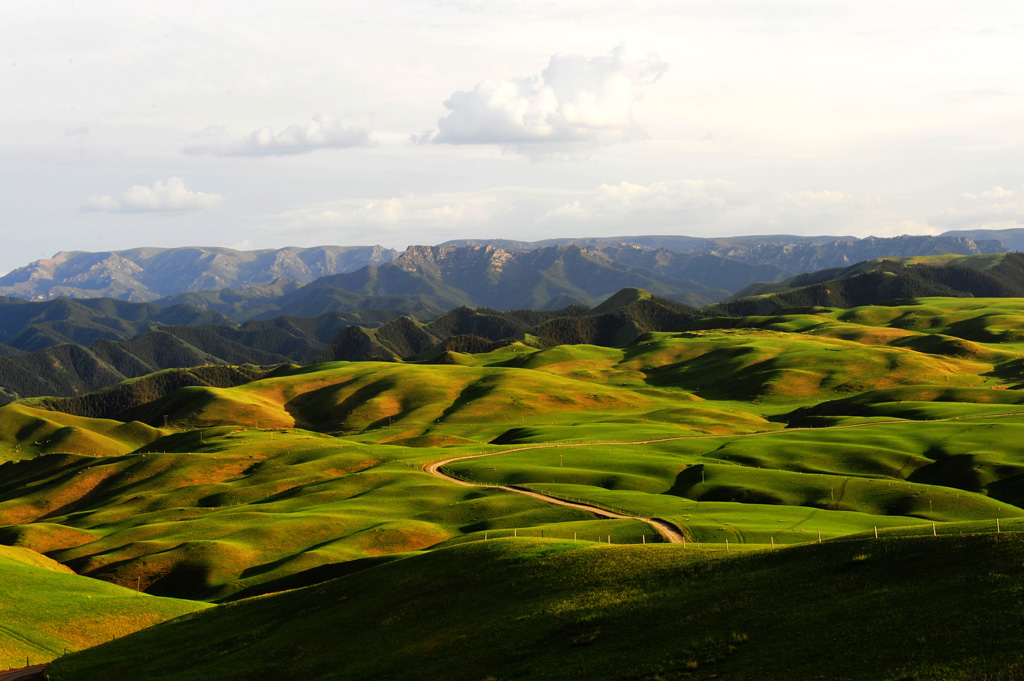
[[422, 409, 1024, 546], [0, 665, 46, 681], [424, 453, 688, 543]]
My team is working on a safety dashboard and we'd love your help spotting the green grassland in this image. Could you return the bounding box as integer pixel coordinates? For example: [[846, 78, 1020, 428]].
[[0, 545, 206, 668], [48, 533, 1024, 681], [0, 403, 163, 463], [0, 431, 596, 600], [5, 296, 1024, 675]]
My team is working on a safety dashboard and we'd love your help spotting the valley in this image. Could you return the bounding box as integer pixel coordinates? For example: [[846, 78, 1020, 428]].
[[1, 295, 1024, 678], [10, 3, 1022, 677]]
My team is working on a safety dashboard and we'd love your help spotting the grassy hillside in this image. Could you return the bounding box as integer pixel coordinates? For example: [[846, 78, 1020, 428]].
[[0, 545, 206, 667], [0, 402, 162, 463], [11, 255, 1024, 405], [49, 533, 1024, 681], [4, 296, 1024, 677], [7, 299, 1024, 600], [715, 252, 1024, 316]]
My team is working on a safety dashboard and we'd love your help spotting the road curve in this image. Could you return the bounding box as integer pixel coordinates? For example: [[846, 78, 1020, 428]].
[[422, 409, 1024, 546], [424, 453, 688, 544], [0, 665, 46, 681]]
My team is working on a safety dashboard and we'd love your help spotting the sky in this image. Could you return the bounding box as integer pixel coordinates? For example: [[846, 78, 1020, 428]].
[[1, 0, 1022, 274]]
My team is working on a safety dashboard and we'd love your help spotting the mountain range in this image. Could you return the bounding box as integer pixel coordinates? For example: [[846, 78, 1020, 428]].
[[0, 245, 398, 301], [710, 252, 1024, 316], [0, 289, 700, 405], [1, 230, 1023, 405], [0, 232, 1005, 309]]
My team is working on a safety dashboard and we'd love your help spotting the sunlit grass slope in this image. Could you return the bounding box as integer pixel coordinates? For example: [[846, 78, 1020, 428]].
[[120, 353, 778, 442], [446, 417, 1024, 544], [0, 429, 598, 601], [0, 403, 162, 463], [692, 297, 1024, 364], [0, 545, 206, 667], [49, 533, 1024, 681], [7, 296, 1024, 604]]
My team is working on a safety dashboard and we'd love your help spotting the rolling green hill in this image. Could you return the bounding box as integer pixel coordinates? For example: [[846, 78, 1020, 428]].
[[0, 544, 207, 667], [0, 296, 232, 352], [6, 248, 1024, 405], [48, 533, 1024, 681], [714, 252, 1024, 316], [3, 296, 1024, 677]]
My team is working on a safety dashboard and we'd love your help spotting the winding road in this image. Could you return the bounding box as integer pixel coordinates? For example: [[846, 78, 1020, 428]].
[[424, 451, 687, 543], [0, 665, 45, 681], [422, 408, 1024, 545]]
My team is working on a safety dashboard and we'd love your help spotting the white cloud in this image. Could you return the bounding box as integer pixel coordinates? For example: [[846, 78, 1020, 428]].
[[63, 126, 89, 142], [81, 177, 223, 213], [426, 43, 666, 153], [782, 190, 852, 204], [938, 184, 1024, 230], [273, 189, 527, 233], [184, 113, 373, 156], [960, 186, 1017, 201], [539, 179, 883, 235], [540, 179, 750, 222], [262, 179, 890, 245]]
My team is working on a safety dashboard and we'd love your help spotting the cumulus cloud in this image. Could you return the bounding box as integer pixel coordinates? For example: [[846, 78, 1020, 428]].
[[81, 177, 222, 213], [63, 126, 89, 142], [936, 184, 1024, 230], [184, 113, 373, 156], [539, 180, 872, 234], [273, 188, 539, 234], [542, 180, 751, 222], [424, 43, 666, 152], [264, 179, 885, 244]]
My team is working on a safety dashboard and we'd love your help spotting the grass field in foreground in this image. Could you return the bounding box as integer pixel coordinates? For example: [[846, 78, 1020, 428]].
[[0, 430, 595, 601], [7, 296, 1024, 668], [48, 532, 1024, 681], [7, 299, 1024, 601], [0, 546, 207, 667]]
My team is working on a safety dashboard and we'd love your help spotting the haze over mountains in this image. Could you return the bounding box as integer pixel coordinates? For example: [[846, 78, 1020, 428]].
[[0, 229, 1022, 405], [0, 246, 399, 302], [0, 232, 1009, 312]]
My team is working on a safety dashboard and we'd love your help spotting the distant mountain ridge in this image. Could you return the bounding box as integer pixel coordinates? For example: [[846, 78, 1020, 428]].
[[0, 245, 399, 301], [8, 289, 698, 409], [707, 252, 1024, 316], [144, 244, 788, 320], [6, 246, 1024, 405], [442, 233, 1004, 274], [297, 244, 731, 310], [0, 233, 1005, 307], [0, 296, 232, 352]]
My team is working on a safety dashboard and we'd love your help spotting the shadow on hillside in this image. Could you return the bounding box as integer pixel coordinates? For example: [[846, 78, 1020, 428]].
[[663, 465, 705, 498], [283, 380, 389, 432], [224, 553, 406, 602]]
